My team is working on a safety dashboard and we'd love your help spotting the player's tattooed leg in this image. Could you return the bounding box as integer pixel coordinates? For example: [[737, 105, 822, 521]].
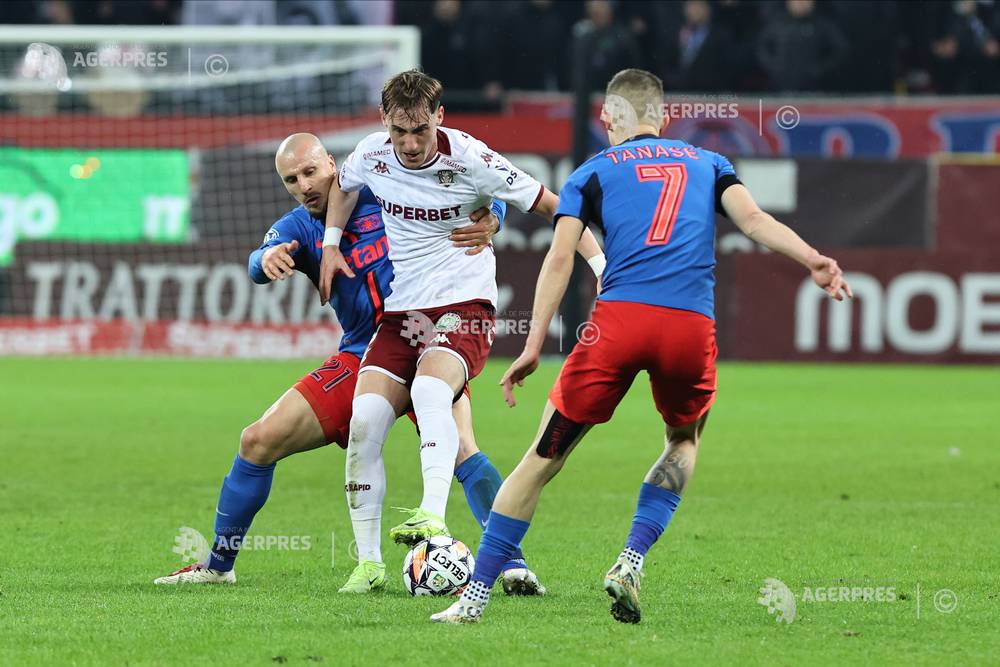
[[645, 412, 708, 494], [644, 443, 696, 494]]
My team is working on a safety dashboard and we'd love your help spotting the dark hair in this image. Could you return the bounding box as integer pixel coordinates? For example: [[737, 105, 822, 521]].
[[381, 69, 443, 122]]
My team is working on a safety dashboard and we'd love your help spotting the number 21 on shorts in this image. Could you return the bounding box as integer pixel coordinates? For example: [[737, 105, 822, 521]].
[[636, 163, 688, 246]]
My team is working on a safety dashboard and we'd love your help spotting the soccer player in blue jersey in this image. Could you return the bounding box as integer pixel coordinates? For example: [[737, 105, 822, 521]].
[[154, 133, 545, 595], [432, 70, 853, 624]]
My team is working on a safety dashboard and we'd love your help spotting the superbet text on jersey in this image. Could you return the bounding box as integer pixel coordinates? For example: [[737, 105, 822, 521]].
[[337, 127, 545, 312]]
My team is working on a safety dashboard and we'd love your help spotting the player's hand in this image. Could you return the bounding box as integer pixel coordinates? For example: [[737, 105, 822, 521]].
[[319, 244, 356, 305], [261, 240, 299, 281], [451, 206, 499, 256], [499, 349, 540, 407], [807, 253, 853, 301]]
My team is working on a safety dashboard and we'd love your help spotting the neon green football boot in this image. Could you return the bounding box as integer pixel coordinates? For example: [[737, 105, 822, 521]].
[[338, 559, 387, 594], [388, 507, 450, 546]]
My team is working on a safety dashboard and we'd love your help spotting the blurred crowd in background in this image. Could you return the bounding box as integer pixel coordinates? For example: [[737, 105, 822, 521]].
[[3, 0, 1000, 96]]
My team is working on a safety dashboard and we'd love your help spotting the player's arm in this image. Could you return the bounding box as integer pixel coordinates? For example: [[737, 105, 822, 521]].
[[499, 216, 584, 407], [721, 184, 852, 300], [318, 168, 359, 304], [533, 187, 606, 278], [248, 220, 303, 284], [473, 147, 604, 275], [449, 199, 507, 256]]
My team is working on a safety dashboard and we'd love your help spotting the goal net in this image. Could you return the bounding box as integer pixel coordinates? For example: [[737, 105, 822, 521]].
[[0, 25, 417, 357]]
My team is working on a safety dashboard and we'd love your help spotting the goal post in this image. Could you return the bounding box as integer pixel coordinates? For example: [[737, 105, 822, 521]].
[[0, 25, 417, 357], [0, 25, 418, 97]]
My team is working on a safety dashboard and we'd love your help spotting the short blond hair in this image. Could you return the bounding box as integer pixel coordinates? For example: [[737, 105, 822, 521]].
[[604, 68, 664, 132]]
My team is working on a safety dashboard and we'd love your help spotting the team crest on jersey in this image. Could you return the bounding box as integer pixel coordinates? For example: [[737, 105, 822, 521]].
[[373, 160, 390, 174], [435, 313, 462, 333], [352, 213, 381, 233], [264, 228, 279, 243], [437, 169, 456, 187]]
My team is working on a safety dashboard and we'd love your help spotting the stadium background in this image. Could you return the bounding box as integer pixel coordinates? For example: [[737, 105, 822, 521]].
[[0, 0, 998, 364], [2, 2, 999, 665]]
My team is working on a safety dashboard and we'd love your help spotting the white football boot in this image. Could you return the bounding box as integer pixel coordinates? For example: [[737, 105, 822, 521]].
[[154, 562, 236, 585], [500, 566, 548, 596], [429, 598, 487, 624], [603, 556, 644, 624]]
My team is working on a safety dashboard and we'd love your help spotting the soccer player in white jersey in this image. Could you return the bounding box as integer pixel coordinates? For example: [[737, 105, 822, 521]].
[[318, 70, 606, 593]]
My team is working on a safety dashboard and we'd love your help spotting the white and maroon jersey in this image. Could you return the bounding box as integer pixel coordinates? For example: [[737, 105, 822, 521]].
[[337, 126, 545, 311]]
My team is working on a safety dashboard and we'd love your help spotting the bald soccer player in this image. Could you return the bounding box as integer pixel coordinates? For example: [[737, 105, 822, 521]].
[[154, 134, 545, 594]]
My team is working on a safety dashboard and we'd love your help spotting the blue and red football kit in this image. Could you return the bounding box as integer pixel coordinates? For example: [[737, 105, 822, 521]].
[[462, 136, 744, 603], [551, 135, 741, 425]]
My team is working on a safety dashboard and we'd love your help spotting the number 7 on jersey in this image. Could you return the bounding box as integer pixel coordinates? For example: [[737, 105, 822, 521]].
[[636, 163, 688, 246]]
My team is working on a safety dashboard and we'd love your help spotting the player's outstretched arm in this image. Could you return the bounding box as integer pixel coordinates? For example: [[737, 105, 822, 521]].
[[318, 180, 359, 304], [721, 184, 853, 301], [258, 240, 300, 281], [248, 218, 305, 284], [500, 216, 585, 407]]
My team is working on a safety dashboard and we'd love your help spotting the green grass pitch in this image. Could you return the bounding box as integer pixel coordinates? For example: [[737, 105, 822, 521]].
[[1, 357, 998, 665]]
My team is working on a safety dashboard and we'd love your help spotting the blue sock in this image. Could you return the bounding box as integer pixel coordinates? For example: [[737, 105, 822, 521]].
[[455, 453, 526, 570], [624, 483, 681, 556], [471, 511, 530, 587], [206, 455, 275, 572]]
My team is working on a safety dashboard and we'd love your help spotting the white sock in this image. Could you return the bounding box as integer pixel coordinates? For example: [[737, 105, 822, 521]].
[[345, 392, 395, 563], [621, 547, 644, 571], [459, 579, 492, 607], [411, 375, 460, 519]]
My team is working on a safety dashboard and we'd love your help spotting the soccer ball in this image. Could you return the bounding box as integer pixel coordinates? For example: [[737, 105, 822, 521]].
[[402, 536, 475, 596]]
